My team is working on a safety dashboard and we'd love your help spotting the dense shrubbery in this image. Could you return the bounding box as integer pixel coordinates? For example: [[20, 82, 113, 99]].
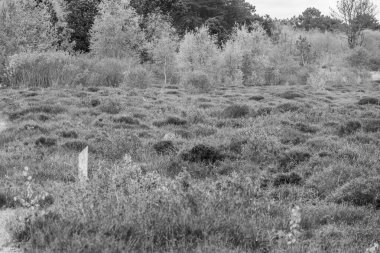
[[6, 52, 134, 87]]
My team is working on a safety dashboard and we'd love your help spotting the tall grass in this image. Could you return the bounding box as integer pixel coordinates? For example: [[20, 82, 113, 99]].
[[6, 51, 138, 87]]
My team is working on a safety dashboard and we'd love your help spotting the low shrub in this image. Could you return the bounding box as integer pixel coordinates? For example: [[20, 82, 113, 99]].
[[363, 120, 380, 133], [90, 99, 101, 107], [221, 105, 250, 118], [249, 96, 264, 101], [61, 140, 89, 152], [346, 47, 370, 69], [358, 97, 380, 105], [99, 100, 122, 114], [278, 150, 311, 172], [123, 66, 151, 89], [9, 105, 66, 120], [280, 128, 308, 145], [181, 144, 224, 164], [273, 172, 303, 187], [153, 117, 187, 127], [182, 71, 212, 92], [294, 122, 318, 134], [276, 103, 302, 113], [6, 52, 131, 87], [278, 91, 304, 100], [328, 177, 380, 208], [338, 121, 361, 136], [89, 132, 142, 160], [306, 164, 363, 198], [60, 130, 78, 139], [35, 136, 57, 147], [113, 116, 140, 125], [153, 140, 177, 155]]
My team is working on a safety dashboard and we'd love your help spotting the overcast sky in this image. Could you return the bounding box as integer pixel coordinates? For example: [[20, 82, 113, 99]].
[[247, 0, 380, 19]]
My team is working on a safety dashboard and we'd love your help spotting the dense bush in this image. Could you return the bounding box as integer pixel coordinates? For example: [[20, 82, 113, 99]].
[[182, 71, 212, 92], [328, 177, 380, 208], [6, 52, 132, 87], [123, 66, 151, 89], [221, 104, 250, 118]]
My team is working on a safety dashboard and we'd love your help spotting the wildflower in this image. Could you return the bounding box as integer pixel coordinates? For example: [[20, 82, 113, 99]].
[[366, 243, 379, 253], [286, 205, 302, 245]]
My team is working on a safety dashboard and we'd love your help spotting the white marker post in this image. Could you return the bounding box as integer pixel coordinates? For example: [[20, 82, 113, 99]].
[[78, 146, 88, 184]]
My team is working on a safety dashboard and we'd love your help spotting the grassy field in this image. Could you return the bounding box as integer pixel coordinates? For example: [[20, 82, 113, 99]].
[[0, 80, 379, 252]]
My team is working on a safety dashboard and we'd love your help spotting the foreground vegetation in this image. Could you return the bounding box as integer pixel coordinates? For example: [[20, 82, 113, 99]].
[[0, 78, 379, 252], [0, 0, 379, 252]]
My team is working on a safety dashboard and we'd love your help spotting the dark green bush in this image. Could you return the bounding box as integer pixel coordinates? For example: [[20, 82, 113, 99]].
[[338, 121, 361, 136], [358, 97, 379, 105], [113, 116, 140, 125], [273, 172, 303, 187], [329, 177, 380, 208], [183, 71, 212, 92], [181, 144, 224, 164], [153, 140, 177, 155], [99, 100, 122, 114], [278, 150, 311, 172], [222, 105, 250, 118], [35, 136, 57, 147], [62, 140, 88, 152], [153, 117, 187, 127], [363, 120, 380, 132], [124, 66, 151, 89]]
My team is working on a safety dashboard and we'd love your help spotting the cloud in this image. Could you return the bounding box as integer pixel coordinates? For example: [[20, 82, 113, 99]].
[[248, 0, 380, 19], [247, 0, 337, 19]]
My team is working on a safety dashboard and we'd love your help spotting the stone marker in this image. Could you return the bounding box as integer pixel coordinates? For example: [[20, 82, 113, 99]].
[[78, 146, 88, 184]]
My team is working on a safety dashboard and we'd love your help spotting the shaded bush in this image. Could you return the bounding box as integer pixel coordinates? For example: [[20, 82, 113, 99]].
[[124, 66, 151, 89], [90, 99, 101, 107], [183, 71, 212, 92], [222, 105, 250, 118], [358, 97, 379, 105], [153, 141, 177, 155], [255, 107, 272, 116], [113, 116, 140, 125], [89, 132, 142, 160], [60, 130, 79, 139], [346, 47, 370, 69], [99, 100, 122, 114], [363, 120, 380, 132], [249, 96, 264, 101], [294, 122, 318, 134], [276, 103, 302, 113], [62, 141, 89, 152], [181, 144, 224, 164], [273, 172, 303, 187], [278, 150, 311, 172], [87, 87, 100, 92], [328, 177, 380, 208], [280, 128, 307, 145], [174, 130, 193, 139], [193, 125, 217, 137], [338, 121, 361, 136], [6, 52, 130, 87], [9, 105, 66, 120], [278, 91, 304, 100], [35, 136, 57, 147], [153, 117, 187, 127]]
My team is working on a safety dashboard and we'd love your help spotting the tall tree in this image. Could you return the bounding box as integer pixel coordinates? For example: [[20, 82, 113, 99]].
[[332, 0, 377, 48], [89, 0, 144, 58], [64, 0, 101, 52]]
